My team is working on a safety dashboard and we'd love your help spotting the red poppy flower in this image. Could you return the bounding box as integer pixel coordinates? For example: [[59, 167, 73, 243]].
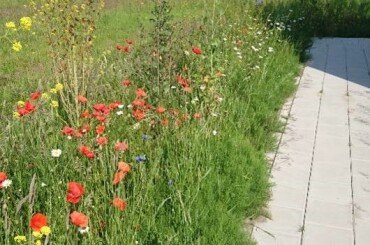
[[112, 171, 126, 185], [109, 101, 121, 109], [118, 162, 131, 172], [62, 126, 74, 136], [78, 95, 88, 104], [17, 101, 36, 116], [131, 99, 146, 107], [30, 213, 48, 231], [79, 124, 90, 134], [116, 45, 130, 53], [193, 113, 202, 119], [156, 106, 166, 114], [192, 47, 202, 55], [79, 145, 95, 159], [80, 110, 91, 119], [30, 92, 41, 100], [93, 104, 107, 112], [0, 172, 8, 188], [66, 182, 85, 204], [121, 79, 132, 87], [97, 136, 108, 146], [176, 75, 190, 89], [132, 109, 145, 121], [70, 211, 88, 228], [114, 142, 128, 152], [96, 125, 105, 135], [112, 197, 127, 211], [135, 88, 147, 97], [161, 118, 169, 126], [125, 39, 133, 45]]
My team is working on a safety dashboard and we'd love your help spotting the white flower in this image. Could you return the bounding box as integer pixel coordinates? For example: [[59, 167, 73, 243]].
[[233, 47, 238, 51], [118, 104, 124, 109], [127, 104, 133, 109], [212, 130, 218, 136], [1, 179, 12, 188], [133, 123, 140, 130], [41, 182, 47, 187], [171, 86, 177, 89], [268, 47, 274, 52], [51, 149, 62, 158], [116, 111, 123, 116], [184, 50, 190, 56], [78, 227, 89, 234], [67, 136, 72, 140], [200, 84, 206, 91]]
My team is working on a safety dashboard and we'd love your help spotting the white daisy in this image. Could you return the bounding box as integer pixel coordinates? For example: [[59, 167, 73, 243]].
[[1, 179, 12, 188], [51, 149, 62, 158]]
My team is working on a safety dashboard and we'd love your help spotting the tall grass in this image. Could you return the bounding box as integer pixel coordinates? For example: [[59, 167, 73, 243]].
[[0, 0, 300, 244]]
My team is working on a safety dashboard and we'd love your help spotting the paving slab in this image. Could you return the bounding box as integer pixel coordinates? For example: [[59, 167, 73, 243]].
[[253, 38, 370, 244]]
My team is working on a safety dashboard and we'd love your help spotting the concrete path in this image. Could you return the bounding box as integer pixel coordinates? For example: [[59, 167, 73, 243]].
[[253, 38, 370, 245]]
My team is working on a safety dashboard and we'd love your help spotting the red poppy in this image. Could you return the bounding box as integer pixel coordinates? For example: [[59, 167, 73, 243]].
[[93, 104, 108, 113], [62, 126, 74, 136], [70, 211, 88, 228], [113, 171, 126, 185], [78, 95, 88, 104], [79, 124, 90, 134], [79, 145, 95, 159], [193, 113, 202, 119], [17, 101, 36, 116], [118, 162, 131, 172], [66, 182, 85, 204], [0, 172, 7, 188], [156, 106, 166, 114], [125, 39, 133, 45], [161, 118, 169, 126], [30, 213, 48, 231], [192, 47, 202, 55], [116, 45, 130, 53], [121, 79, 132, 87], [97, 136, 108, 146], [132, 109, 145, 121], [135, 88, 147, 97], [112, 197, 127, 211], [80, 110, 91, 119], [30, 92, 41, 100], [176, 75, 191, 90], [131, 99, 146, 107], [96, 125, 105, 135], [109, 101, 121, 109], [114, 142, 128, 152]]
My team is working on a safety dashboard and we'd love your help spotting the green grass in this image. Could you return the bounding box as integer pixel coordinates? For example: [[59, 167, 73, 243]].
[[0, 0, 300, 244]]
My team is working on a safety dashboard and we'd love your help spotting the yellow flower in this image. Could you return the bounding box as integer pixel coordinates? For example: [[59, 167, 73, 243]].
[[50, 88, 57, 94], [12, 41, 22, 52], [35, 240, 42, 245], [40, 226, 51, 236], [51, 100, 59, 108], [17, 101, 25, 107], [42, 92, 50, 100], [5, 21, 16, 30], [13, 112, 20, 119], [14, 235, 27, 243], [55, 83, 64, 91], [32, 231, 42, 239], [20, 17, 32, 30]]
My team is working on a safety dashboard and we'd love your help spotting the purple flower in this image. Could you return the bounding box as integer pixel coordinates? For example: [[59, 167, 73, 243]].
[[135, 155, 146, 163]]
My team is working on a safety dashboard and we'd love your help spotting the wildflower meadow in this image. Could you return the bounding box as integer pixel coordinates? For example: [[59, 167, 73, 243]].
[[4, 0, 368, 244]]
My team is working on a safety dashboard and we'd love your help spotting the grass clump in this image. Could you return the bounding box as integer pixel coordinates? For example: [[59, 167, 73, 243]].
[[0, 0, 300, 244]]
